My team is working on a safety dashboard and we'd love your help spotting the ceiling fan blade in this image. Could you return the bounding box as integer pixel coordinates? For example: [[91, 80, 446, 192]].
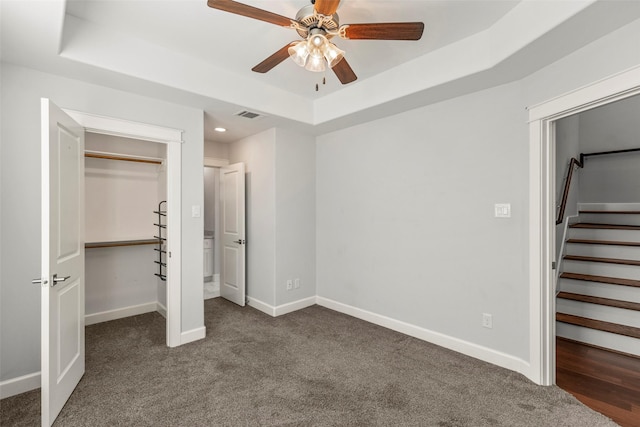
[[207, 0, 292, 27], [252, 44, 293, 73], [314, 0, 341, 16], [340, 22, 425, 40], [332, 58, 357, 84]]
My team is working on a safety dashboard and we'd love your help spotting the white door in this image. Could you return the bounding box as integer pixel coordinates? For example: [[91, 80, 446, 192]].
[[220, 163, 246, 306], [39, 99, 85, 426]]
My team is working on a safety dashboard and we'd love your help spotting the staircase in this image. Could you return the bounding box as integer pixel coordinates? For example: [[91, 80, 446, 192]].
[[556, 206, 640, 356]]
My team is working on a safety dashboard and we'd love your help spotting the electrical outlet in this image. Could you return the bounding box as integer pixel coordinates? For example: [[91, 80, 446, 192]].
[[294, 278, 300, 289], [286, 280, 293, 291], [482, 313, 493, 329]]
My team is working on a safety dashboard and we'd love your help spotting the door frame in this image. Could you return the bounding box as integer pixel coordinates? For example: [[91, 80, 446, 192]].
[[64, 109, 183, 347], [527, 64, 640, 385]]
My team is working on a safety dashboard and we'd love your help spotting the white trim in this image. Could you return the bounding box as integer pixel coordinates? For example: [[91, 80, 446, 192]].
[[64, 109, 183, 144], [246, 297, 276, 317], [528, 65, 640, 122], [166, 141, 182, 347], [316, 297, 529, 375], [578, 202, 640, 211], [85, 302, 158, 326], [556, 214, 580, 282], [180, 326, 206, 345], [204, 156, 229, 167], [62, 108, 184, 348], [274, 296, 316, 316], [246, 296, 317, 317], [0, 372, 41, 399], [527, 65, 640, 386]]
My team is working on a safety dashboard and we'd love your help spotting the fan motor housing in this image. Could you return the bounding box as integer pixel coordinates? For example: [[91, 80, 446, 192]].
[[294, 4, 339, 39]]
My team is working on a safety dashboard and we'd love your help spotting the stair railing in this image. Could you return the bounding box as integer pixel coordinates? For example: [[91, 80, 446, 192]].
[[556, 157, 583, 225], [556, 147, 640, 225], [555, 147, 640, 291]]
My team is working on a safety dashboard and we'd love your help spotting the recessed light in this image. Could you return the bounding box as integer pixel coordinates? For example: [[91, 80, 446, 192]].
[[214, 127, 226, 133]]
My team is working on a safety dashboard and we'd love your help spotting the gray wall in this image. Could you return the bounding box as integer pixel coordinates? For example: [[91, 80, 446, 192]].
[[316, 17, 640, 364], [274, 129, 316, 306], [229, 129, 277, 306], [228, 128, 317, 308], [578, 95, 640, 203], [317, 81, 530, 359], [0, 64, 205, 382]]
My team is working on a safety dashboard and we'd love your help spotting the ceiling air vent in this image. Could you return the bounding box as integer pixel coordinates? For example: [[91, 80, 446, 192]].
[[235, 110, 263, 119]]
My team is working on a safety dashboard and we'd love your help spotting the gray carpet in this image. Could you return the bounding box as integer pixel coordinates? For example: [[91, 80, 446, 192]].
[[1, 298, 617, 426]]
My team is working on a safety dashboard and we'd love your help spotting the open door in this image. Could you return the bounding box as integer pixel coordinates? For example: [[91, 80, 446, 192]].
[[220, 162, 246, 306], [37, 99, 85, 426]]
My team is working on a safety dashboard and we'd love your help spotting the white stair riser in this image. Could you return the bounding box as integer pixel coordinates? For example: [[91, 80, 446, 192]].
[[556, 298, 640, 328], [565, 243, 640, 260], [569, 227, 640, 243], [562, 260, 640, 281], [556, 322, 639, 356], [579, 213, 640, 226], [559, 279, 640, 304]]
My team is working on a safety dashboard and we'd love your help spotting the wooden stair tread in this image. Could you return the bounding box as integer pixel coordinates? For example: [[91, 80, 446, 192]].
[[580, 210, 640, 214], [556, 313, 640, 339], [560, 272, 640, 288], [563, 254, 640, 266], [570, 222, 640, 230], [566, 238, 640, 247], [557, 291, 640, 312]]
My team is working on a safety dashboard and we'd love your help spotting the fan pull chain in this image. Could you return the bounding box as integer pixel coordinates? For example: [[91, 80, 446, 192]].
[[315, 73, 327, 92]]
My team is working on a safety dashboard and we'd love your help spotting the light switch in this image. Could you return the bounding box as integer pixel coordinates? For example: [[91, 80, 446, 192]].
[[192, 205, 201, 218], [494, 203, 511, 218]]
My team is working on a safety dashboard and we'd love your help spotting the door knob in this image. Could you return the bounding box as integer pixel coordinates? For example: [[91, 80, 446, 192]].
[[233, 239, 246, 245], [31, 277, 48, 285]]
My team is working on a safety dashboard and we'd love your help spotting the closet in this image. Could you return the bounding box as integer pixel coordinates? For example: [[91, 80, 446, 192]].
[[84, 133, 168, 325]]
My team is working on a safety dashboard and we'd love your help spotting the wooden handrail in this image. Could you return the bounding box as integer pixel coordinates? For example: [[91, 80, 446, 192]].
[[556, 157, 583, 225], [581, 147, 640, 164], [556, 146, 640, 225]]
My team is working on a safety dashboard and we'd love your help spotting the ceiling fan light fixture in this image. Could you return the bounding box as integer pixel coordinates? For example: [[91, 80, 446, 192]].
[[322, 42, 344, 68], [304, 53, 326, 72], [288, 41, 309, 67]]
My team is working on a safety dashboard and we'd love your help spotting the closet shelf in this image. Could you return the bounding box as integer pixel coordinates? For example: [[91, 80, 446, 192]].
[[85, 239, 158, 249], [85, 150, 163, 165]]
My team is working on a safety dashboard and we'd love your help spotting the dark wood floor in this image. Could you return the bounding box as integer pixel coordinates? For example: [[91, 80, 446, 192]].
[[556, 337, 640, 427]]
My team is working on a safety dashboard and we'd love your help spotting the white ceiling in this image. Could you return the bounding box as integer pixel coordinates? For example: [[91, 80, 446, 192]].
[[2, 1, 640, 143], [63, 0, 519, 97]]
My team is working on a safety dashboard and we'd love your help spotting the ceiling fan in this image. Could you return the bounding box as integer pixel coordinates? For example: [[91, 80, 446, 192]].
[[206, 0, 425, 84]]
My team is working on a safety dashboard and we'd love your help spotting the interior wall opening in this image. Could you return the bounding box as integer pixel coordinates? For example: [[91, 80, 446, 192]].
[[84, 133, 168, 334]]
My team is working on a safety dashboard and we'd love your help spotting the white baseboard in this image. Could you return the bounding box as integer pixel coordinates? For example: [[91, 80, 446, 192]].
[[181, 326, 206, 345], [247, 296, 316, 317], [156, 301, 167, 318], [274, 296, 316, 316], [316, 297, 530, 376], [247, 297, 276, 316], [0, 371, 40, 399], [85, 302, 158, 325]]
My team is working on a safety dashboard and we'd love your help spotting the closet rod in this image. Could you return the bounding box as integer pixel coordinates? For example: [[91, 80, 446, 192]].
[[84, 150, 163, 165]]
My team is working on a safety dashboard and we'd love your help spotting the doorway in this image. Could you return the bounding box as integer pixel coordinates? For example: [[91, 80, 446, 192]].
[[65, 109, 183, 346], [84, 133, 168, 327], [203, 157, 247, 307], [527, 66, 640, 386]]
